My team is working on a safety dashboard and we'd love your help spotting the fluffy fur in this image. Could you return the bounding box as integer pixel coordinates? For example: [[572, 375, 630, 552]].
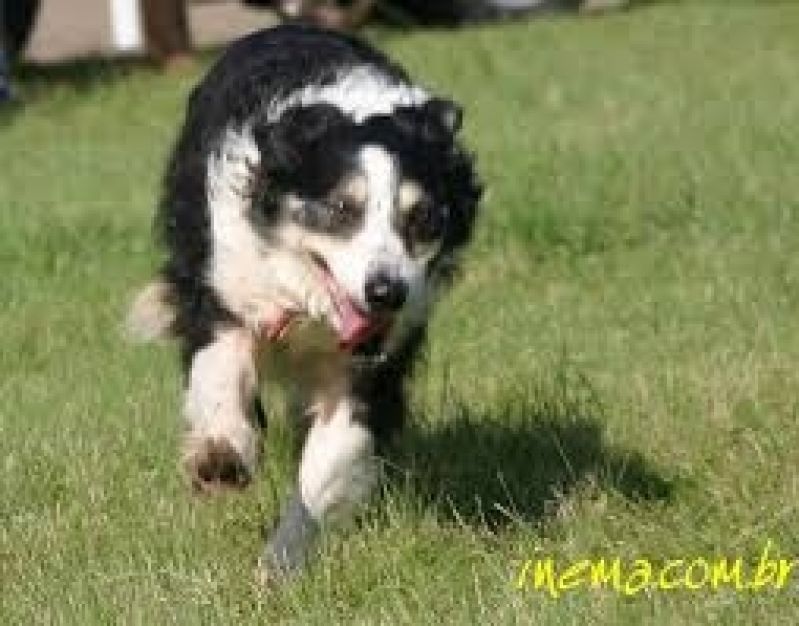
[[129, 25, 481, 581]]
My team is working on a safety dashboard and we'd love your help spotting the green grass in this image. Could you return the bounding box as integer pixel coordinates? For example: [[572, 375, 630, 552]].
[[2, 2, 799, 623]]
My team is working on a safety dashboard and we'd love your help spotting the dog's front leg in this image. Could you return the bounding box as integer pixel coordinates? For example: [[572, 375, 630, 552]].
[[182, 327, 263, 492], [260, 395, 378, 580]]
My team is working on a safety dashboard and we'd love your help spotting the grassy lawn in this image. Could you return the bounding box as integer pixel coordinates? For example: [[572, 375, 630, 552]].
[[2, 1, 799, 623]]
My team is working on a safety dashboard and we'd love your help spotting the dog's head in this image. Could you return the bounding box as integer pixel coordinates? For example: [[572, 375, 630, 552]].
[[249, 99, 481, 350]]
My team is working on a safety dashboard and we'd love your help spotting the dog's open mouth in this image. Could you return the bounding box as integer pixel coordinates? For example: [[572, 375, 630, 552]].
[[262, 255, 390, 352], [314, 259, 390, 351]]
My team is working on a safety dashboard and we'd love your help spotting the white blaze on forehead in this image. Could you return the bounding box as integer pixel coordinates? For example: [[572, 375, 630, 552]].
[[268, 65, 429, 124], [354, 145, 436, 322], [358, 144, 409, 264], [359, 144, 398, 222], [306, 144, 406, 311]]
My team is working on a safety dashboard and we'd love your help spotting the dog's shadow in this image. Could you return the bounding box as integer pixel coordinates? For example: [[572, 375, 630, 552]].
[[383, 380, 673, 530]]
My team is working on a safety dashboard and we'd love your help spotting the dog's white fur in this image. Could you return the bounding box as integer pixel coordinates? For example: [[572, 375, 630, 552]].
[[299, 396, 378, 522], [206, 127, 336, 333], [268, 66, 429, 124], [183, 328, 261, 473]]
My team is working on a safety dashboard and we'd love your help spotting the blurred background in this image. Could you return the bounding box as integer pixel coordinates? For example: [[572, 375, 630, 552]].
[[4, 0, 628, 66], [11, 0, 275, 63]]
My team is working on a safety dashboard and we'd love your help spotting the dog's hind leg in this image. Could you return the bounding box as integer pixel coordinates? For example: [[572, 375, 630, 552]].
[[260, 395, 378, 581], [182, 327, 263, 492]]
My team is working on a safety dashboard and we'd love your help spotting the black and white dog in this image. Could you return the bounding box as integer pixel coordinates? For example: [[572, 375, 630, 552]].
[[129, 25, 481, 580]]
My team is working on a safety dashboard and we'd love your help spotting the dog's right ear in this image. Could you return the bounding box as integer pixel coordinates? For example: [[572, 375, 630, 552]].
[[425, 98, 463, 135], [251, 104, 351, 175]]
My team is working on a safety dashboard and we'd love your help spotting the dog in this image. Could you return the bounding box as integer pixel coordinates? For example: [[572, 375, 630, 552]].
[[128, 25, 481, 580]]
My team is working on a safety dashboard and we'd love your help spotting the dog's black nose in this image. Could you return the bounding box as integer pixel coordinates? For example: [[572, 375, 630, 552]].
[[365, 273, 407, 312]]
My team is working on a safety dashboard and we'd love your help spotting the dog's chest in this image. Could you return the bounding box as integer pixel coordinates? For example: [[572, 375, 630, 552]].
[[259, 319, 351, 396]]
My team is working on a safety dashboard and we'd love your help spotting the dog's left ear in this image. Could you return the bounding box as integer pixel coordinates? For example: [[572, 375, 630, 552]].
[[425, 98, 463, 135]]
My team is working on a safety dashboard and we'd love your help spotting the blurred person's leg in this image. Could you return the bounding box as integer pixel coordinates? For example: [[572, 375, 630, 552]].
[[0, 48, 11, 103], [0, 10, 12, 102], [257, 0, 375, 31], [309, 0, 375, 30], [141, 0, 193, 69], [301, 0, 376, 31]]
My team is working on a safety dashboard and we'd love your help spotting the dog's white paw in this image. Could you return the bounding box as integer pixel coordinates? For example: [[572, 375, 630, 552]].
[[182, 435, 259, 493]]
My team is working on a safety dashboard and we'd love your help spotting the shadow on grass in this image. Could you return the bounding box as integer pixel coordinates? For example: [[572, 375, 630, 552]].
[[0, 56, 162, 127], [4, 49, 216, 105], [386, 373, 673, 530], [15, 56, 154, 89], [13, 54, 195, 104]]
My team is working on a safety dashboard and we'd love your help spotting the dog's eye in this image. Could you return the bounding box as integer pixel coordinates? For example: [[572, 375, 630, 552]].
[[406, 200, 445, 243], [318, 196, 363, 233], [329, 197, 355, 219], [330, 198, 349, 215]]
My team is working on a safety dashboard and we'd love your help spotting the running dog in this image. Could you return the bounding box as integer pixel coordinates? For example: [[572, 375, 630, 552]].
[[128, 25, 481, 580]]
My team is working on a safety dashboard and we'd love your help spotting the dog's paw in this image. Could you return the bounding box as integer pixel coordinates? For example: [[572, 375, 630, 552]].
[[256, 491, 319, 585], [255, 554, 296, 588], [183, 436, 252, 493]]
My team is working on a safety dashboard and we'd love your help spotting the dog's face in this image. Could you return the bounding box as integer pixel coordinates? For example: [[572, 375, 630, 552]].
[[280, 144, 443, 321], [250, 99, 480, 349]]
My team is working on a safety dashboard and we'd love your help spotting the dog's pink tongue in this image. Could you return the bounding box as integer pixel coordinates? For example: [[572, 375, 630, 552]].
[[320, 268, 379, 350], [333, 289, 376, 350], [261, 264, 381, 350]]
